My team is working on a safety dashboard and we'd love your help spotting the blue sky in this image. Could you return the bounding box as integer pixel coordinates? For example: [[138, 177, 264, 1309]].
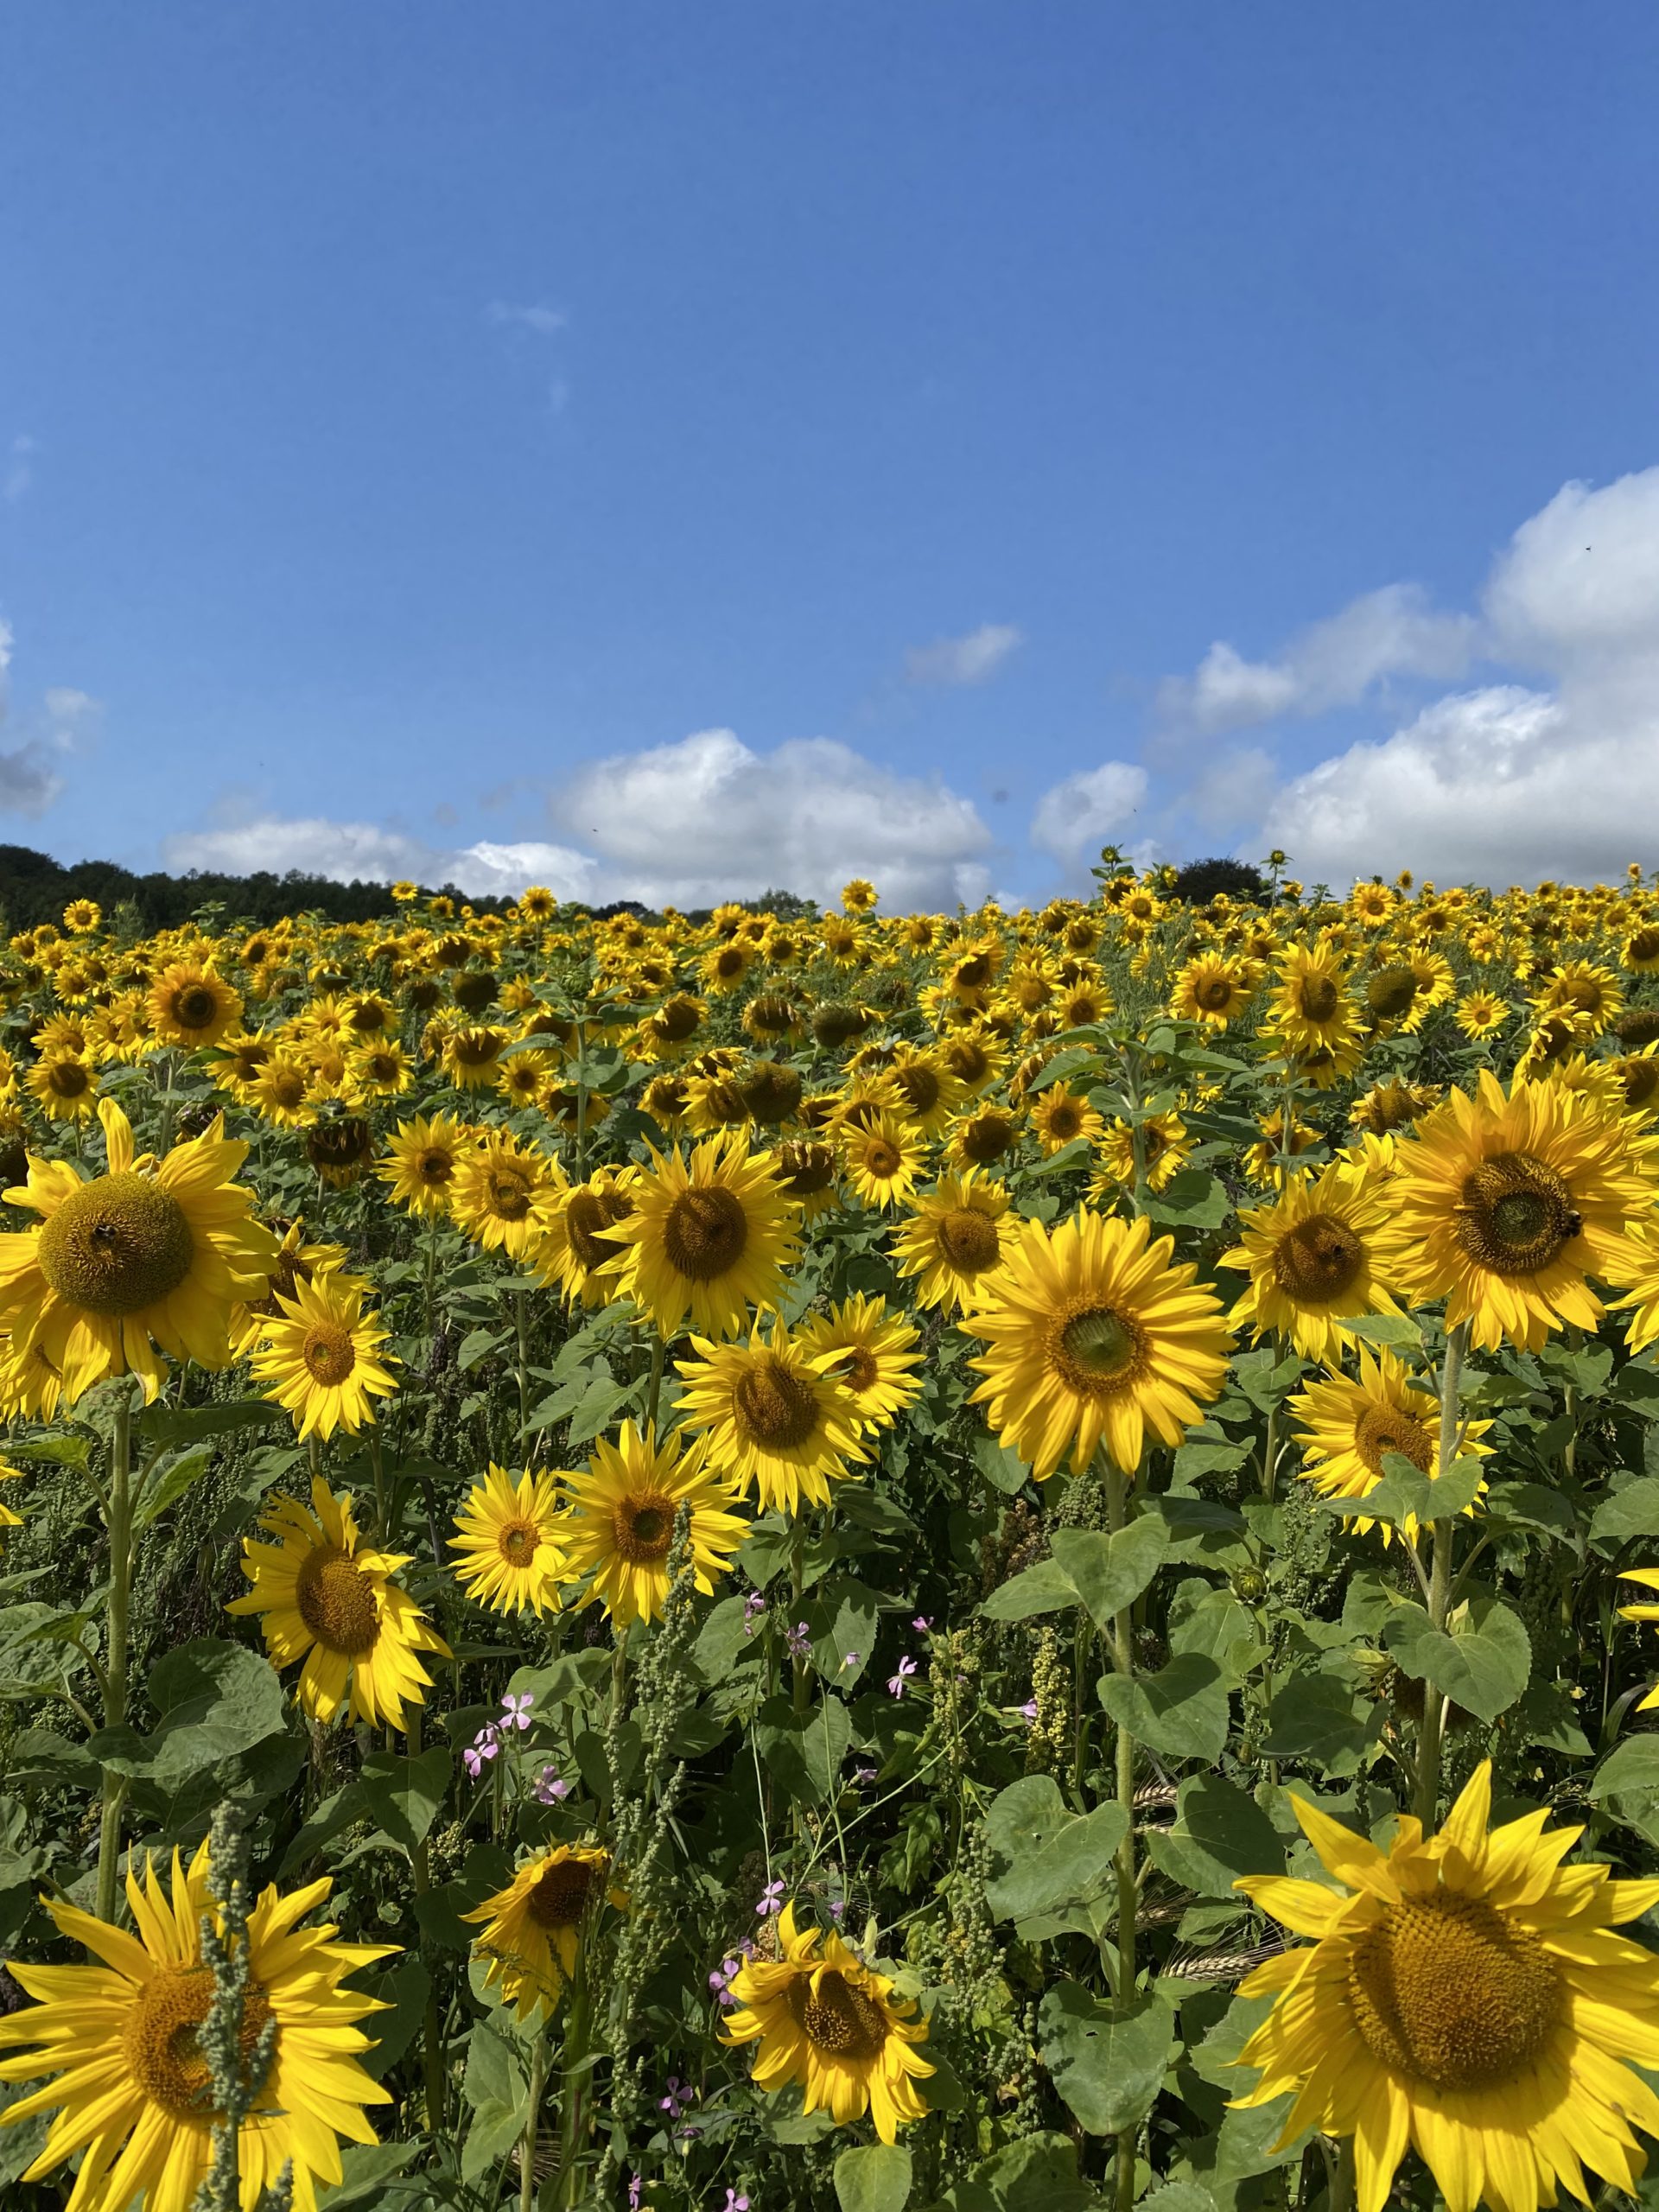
[[3, 4, 1658, 906]]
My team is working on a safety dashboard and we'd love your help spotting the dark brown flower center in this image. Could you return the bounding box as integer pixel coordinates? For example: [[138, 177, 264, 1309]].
[[734, 1355, 821, 1451], [662, 1185, 748, 1281], [124, 1963, 272, 2120], [1455, 1151, 1581, 1276], [295, 1548, 378, 1655], [37, 1173, 195, 1315], [788, 1968, 889, 2060], [1272, 1212, 1364, 1304], [1347, 1891, 1560, 2092], [526, 1859, 598, 1929]]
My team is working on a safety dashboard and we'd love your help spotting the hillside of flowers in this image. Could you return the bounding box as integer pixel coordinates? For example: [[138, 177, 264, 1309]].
[[5, 852, 1659, 2212]]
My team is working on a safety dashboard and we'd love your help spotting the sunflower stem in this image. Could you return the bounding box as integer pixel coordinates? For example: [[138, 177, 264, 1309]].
[[366, 1425, 389, 1542], [1416, 1317, 1470, 1827], [519, 2024, 546, 2212], [406, 1706, 446, 2133], [1103, 1455, 1139, 2212], [95, 1380, 135, 1926], [556, 1953, 591, 2209], [513, 1287, 531, 1438], [644, 1332, 665, 1433]]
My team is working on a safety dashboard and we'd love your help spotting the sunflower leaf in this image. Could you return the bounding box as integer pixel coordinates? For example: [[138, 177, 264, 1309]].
[[982, 1775, 1126, 1920], [1038, 1982, 1175, 2135], [359, 1745, 453, 1853], [1048, 1520, 1169, 1632], [1098, 1652, 1231, 1764], [836, 2144, 914, 2212]]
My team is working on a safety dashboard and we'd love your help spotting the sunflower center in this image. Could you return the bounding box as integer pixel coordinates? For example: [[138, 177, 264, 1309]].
[[295, 1548, 379, 1655], [269, 1068, 307, 1108], [1455, 1152, 1581, 1275], [1629, 931, 1659, 965], [566, 1189, 632, 1270], [416, 1145, 455, 1186], [895, 1065, 941, 1116], [1355, 1403, 1433, 1478], [302, 1321, 358, 1386], [526, 1859, 597, 1929], [1367, 967, 1419, 1020], [937, 1206, 1002, 1273], [861, 1138, 902, 1178], [46, 1059, 91, 1098], [124, 1963, 273, 2120], [1045, 1103, 1081, 1140], [1347, 1891, 1560, 2092], [960, 1112, 1014, 1164], [662, 1186, 748, 1281], [1193, 976, 1234, 1012], [37, 1173, 196, 1317], [487, 1169, 532, 1222], [775, 1141, 836, 1198], [498, 1517, 540, 1567], [174, 984, 221, 1030], [1272, 1213, 1364, 1304], [1622, 1058, 1659, 1110], [948, 1040, 990, 1085], [833, 1345, 880, 1395], [789, 1969, 889, 2061], [613, 1493, 674, 1564], [1051, 1305, 1145, 1396], [734, 1356, 821, 1451], [1298, 976, 1340, 1021]]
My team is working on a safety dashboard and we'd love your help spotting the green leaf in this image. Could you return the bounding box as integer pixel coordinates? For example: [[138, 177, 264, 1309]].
[[317, 2143, 418, 2209], [1342, 1313, 1424, 1353], [457, 1325, 505, 1372], [132, 1445, 215, 1529], [982, 1776, 1127, 1921], [359, 1747, 452, 1853], [1099, 1653, 1230, 1763], [137, 1397, 284, 1448], [1033, 1136, 1094, 1178], [1048, 1519, 1169, 1632], [980, 1557, 1082, 1623], [1037, 1982, 1173, 2134], [563, 1374, 632, 1448], [1261, 1673, 1382, 1770], [1143, 1168, 1231, 1230], [933, 2133, 1098, 2212], [836, 2145, 914, 2212], [1591, 1478, 1659, 1547], [1383, 1597, 1531, 1722], [1166, 1582, 1260, 1679], [1142, 1775, 1285, 1899], [1027, 1046, 1098, 1093], [1589, 1735, 1659, 1842], [357, 1958, 432, 2081], [90, 1639, 288, 1786], [1338, 1451, 1484, 1528], [974, 1434, 1033, 1496]]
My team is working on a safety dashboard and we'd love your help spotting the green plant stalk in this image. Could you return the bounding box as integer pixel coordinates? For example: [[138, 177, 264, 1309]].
[[519, 2027, 546, 2212], [791, 1516, 809, 1717], [514, 1287, 531, 1437], [95, 1384, 134, 1926], [556, 1961, 592, 2210], [1416, 1317, 1470, 1827], [406, 1707, 446, 2133], [644, 1331, 665, 1433], [1104, 1455, 1138, 2212]]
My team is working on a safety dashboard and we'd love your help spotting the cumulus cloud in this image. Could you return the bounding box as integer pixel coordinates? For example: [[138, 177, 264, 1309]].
[[0, 616, 67, 818], [1029, 760, 1148, 872], [1261, 467, 1659, 887], [903, 622, 1024, 689], [1158, 583, 1478, 737], [166, 730, 995, 911]]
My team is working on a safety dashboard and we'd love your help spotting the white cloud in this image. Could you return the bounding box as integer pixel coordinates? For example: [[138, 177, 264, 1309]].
[[4, 435, 35, 505], [0, 615, 66, 817], [165, 730, 995, 911], [1260, 466, 1659, 887], [903, 622, 1024, 688], [1159, 583, 1478, 736], [1029, 760, 1148, 870], [486, 301, 566, 337]]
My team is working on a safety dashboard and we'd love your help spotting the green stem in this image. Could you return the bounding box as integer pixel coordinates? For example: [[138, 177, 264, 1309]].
[[519, 2027, 546, 2212], [644, 1332, 665, 1435], [791, 1516, 810, 1717], [406, 1707, 445, 2133], [366, 1427, 389, 1542], [1416, 1318, 1470, 1827], [95, 1385, 135, 1925], [513, 1288, 531, 1438], [1104, 1457, 1139, 2212], [557, 1962, 591, 2209]]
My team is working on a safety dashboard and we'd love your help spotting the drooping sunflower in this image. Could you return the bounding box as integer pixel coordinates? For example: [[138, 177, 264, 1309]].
[[558, 1420, 748, 1624], [891, 1169, 1016, 1313], [963, 1207, 1234, 1479], [0, 1096, 276, 1405], [1287, 1345, 1492, 1541], [839, 1112, 929, 1211], [796, 1293, 924, 1434], [249, 1272, 399, 1439], [534, 1161, 639, 1307], [675, 1321, 868, 1513], [228, 1475, 448, 1730], [1377, 1069, 1659, 1351], [0, 1840, 394, 2212], [147, 961, 245, 1050], [378, 1109, 475, 1217], [1229, 1763, 1659, 2212], [465, 1844, 613, 2023], [449, 1128, 558, 1259], [603, 1132, 801, 1341], [1221, 1162, 1402, 1363], [450, 1464, 569, 1616], [769, 1137, 842, 1222], [1170, 952, 1255, 1029], [722, 1902, 933, 2145]]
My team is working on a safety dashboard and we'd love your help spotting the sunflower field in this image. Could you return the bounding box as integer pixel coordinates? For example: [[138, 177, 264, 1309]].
[[6, 857, 1659, 2212]]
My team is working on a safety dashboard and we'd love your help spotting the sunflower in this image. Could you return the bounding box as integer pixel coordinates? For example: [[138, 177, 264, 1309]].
[[675, 1321, 867, 1512], [465, 1844, 613, 2023], [1287, 1345, 1492, 1541], [249, 1052, 320, 1128], [602, 1131, 800, 1342], [1351, 1077, 1439, 1139], [1535, 958, 1623, 1037], [796, 1293, 923, 1433], [938, 1025, 1006, 1096], [449, 1129, 558, 1259], [1229, 1763, 1659, 2212], [0, 1840, 394, 2212], [886, 1046, 964, 1137], [1171, 953, 1255, 1029], [250, 1272, 399, 1439], [450, 1464, 569, 1616], [534, 1161, 639, 1307], [558, 1420, 747, 1624], [1377, 1070, 1658, 1352], [963, 1207, 1233, 1478], [891, 1169, 1015, 1313], [378, 1109, 474, 1217], [1241, 1107, 1324, 1187], [1364, 950, 1453, 1033], [840, 1113, 928, 1211], [1222, 1163, 1401, 1363], [346, 1039, 416, 1102], [147, 961, 244, 1050], [0, 1096, 276, 1405], [946, 1105, 1020, 1172], [1092, 1111, 1192, 1196], [440, 1023, 506, 1090], [770, 1137, 842, 1222], [1455, 989, 1510, 1041], [722, 1902, 933, 2145], [24, 1051, 101, 1124], [60, 896, 102, 934], [1030, 1084, 1104, 1155], [0, 1337, 64, 1421], [1268, 940, 1361, 1057], [228, 1475, 448, 1730]]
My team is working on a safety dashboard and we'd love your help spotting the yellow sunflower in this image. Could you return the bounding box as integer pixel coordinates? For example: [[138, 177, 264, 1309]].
[[249, 1052, 320, 1128], [722, 1902, 933, 2145], [250, 1272, 399, 1440], [1363, 949, 1453, 1034], [1091, 1110, 1192, 1197], [945, 1105, 1020, 1173], [1221, 1162, 1401, 1363], [1377, 1070, 1658, 1351], [1030, 1084, 1104, 1155], [558, 1420, 747, 1624], [1170, 952, 1255, 1028], [840, 1112, 928, 1211], [25, 1051, 103, 1125], [963, 1207, 1233, 1479], [675, 1320, 868, 1513], [602, 1132, 801, 1342], [0, 1457, 23, 1531], [0, 1096, 276, 1405], [228, 1475, 448, 1730], [1268, 939, 1361, 1057], [449, 1128, 558, 1259], [534, 1161, 639, 1307], [1617, 1569, 1659, 1709], [796, 1293, 923, 1433], [769, 1138, 842, 1222], [891, 1169, 1016, 1313], [450, 1463, 569, 1616], [1287, 1345, 1492, 1541], [1455, 990, 1510, 1041], [1230, 1763, 1659, 2212], [378, 1109, 475, 1217], [464, 1844, 613, 2023], [147, 961, 245, 1050], [439, 1023, 506, 1091], [0, 1840, 394, 2212]]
